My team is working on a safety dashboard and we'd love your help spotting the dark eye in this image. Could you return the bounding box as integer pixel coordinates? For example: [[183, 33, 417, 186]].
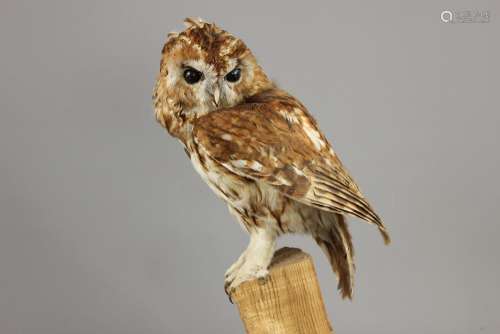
[[183, 68, 202, 84], [225, 68, 241, 82]]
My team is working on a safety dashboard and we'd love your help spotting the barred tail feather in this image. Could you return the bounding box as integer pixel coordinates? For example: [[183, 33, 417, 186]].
[[314, 214, 355, 299]]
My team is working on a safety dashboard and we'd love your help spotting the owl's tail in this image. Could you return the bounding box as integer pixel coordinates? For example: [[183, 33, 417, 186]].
[[314, 214, 355, 299]]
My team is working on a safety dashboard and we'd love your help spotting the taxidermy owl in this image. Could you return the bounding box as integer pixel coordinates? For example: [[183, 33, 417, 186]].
[[153, 18, 390, 299]]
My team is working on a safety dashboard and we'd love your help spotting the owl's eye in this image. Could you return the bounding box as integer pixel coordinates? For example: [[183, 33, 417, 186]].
[[183, 68, 202, 84], [225, 68, 241, 82]]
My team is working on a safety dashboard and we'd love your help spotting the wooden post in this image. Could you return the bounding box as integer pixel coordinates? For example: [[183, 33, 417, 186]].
[[232, 247, 334, 334]]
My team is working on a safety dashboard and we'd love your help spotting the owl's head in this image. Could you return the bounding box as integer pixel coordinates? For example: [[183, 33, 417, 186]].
[[154, 18, 273, 141]]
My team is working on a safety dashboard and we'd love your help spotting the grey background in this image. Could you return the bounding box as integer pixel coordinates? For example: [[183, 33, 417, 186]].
[[1, 0, 499, 333]]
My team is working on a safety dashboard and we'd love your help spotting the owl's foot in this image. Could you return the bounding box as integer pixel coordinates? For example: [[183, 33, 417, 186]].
[[224, 264, 269, 297], [224, 227, 276, 301]]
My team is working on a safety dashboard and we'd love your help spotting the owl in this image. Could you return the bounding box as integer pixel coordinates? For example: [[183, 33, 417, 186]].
[[153, 18, 390, 299]]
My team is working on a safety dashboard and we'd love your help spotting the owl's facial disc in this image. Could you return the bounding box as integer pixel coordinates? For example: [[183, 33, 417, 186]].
[[179, 59, 245, 110], [181, 66, 221, 107]]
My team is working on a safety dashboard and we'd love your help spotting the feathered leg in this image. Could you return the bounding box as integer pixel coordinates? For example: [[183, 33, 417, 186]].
[[224, 226, 276, 295]]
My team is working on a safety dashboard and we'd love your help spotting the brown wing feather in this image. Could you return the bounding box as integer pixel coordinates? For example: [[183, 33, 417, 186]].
[[193, 89, 390, 243]]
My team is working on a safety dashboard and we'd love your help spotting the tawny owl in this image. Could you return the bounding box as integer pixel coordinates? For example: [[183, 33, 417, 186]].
[[153, 18, 390, 299]]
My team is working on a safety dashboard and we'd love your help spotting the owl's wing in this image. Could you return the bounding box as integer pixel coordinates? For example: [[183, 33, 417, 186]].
[[192, 93, 389, 243]]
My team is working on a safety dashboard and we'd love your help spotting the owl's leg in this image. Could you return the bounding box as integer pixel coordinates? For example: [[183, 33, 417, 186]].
[[225, 226, 277, 295]]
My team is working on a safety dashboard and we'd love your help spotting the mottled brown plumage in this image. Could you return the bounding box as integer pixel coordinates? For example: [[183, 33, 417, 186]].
[[153, 18, 389, 299]]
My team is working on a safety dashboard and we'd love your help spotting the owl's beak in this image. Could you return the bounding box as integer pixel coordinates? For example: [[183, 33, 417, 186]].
[[211, 86, 220, 107]]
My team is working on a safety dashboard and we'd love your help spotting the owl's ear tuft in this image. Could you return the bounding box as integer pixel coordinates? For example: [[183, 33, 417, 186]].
[[184, 17, 206, 28]]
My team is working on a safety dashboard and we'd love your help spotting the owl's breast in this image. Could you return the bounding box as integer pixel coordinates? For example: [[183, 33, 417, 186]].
[[185, 139, 315, 234]]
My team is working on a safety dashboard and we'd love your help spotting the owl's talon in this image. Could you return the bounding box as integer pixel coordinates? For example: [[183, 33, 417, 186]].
[[224, 286, 234, 304], [258, 275, 269, 285], [224, 280, 231, 293]]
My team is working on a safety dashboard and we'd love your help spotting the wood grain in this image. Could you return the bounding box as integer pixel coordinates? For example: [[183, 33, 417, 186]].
[[232, 247, 334, 334]]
